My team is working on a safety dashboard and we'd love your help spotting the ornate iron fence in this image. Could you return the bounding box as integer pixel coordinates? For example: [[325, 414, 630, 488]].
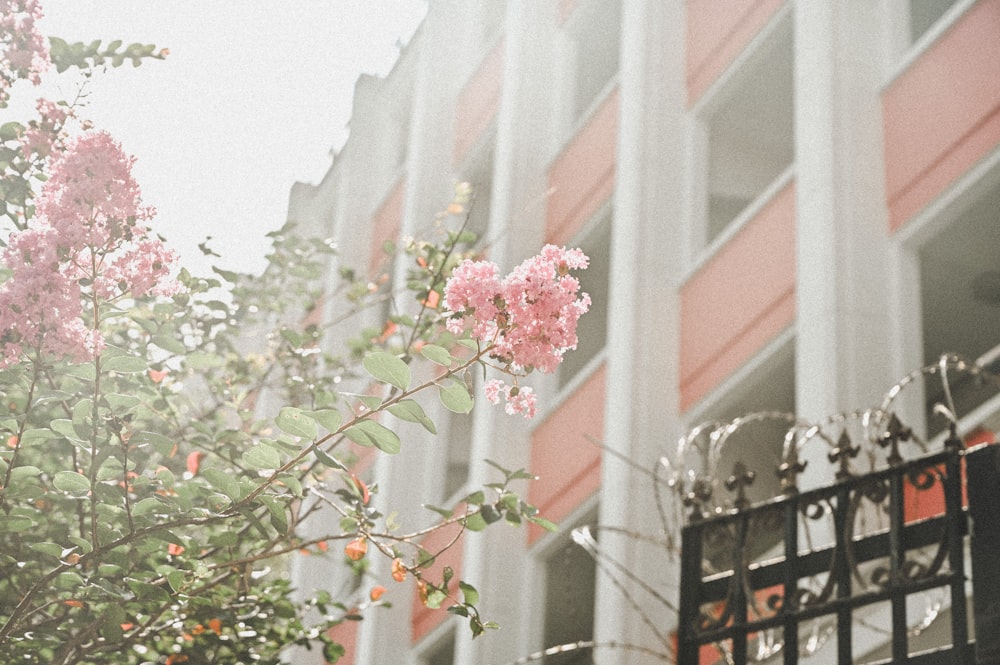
[[677, 425, 1000, 665]]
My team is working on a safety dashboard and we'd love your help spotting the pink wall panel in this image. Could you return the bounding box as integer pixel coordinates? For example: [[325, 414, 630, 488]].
[[686, 0, 785, 105], [326, 621, 358, 665], [679, 182, 796, 411], [527, 364, 606, 544], [883, 0, 1000, 231], [545, 89, 618, 245], [558, 0, 579, 24], [368, 177, 406, 276], [453, 38, 505, 166]]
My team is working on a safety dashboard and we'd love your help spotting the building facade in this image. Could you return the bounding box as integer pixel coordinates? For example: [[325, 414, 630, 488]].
[[286, 1, 1000, 663]]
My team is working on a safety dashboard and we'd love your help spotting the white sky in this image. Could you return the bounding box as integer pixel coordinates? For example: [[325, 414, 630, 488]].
[[4, 1, 428, 276]]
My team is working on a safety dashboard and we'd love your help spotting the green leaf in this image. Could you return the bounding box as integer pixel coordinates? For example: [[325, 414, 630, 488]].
[[132, 497, 166, 517], [212, 265, 239, 283], [102, 354, 147, 373], [310, 409, 343, 433], [323, 641, 346, 663], [31, 543, 63, 559], [423, 504, 453, 519], [243, 443, 281, 470], [345, 420, 401, 454], [185, 350, 223, 369], [459, 581, 479, 605], [8, 465, 41, 481], [420, 344, 453, 367], [387, 399, 436, 434], [151, 334, 186, 354], [425, 587, 447, 610], [464, 512, 487, 532], [278, 473, 303, 497], [363, 351, 411, 391], [260, 495, 288, 534], [201, 468, 241, 501], [18, 428, 56, 444], [104, 393, 140, 410], [127, 579, 170, 603], [53, 471, 91, 492], [438, 379, 473, 414], [64, 363, 96, 380], [313, 447, 347, 470], [275, 407, 318, 439], [2, 515, 34, 532], [166, 569, 185, 593], [528, 516, 559, 533]]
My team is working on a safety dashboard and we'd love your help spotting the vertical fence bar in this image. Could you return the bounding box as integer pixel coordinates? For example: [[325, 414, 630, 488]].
[[833, 485, 853, 665], [943, 444, 969, 656], [783, 495, 799, 665], [677, 522, 703, 665], [888, 468, 908, 662], [731, 513, 749, 664], [966, 443, 1000, 664]]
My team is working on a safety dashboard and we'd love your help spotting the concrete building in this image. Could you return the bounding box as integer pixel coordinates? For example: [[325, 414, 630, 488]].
[[286, 1, 1000, 663]]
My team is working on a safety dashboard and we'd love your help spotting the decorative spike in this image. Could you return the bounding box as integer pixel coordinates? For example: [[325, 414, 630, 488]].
[[828, 430, 860, 479], [877, 413, 911, 465], [724, 461, 755, 510]]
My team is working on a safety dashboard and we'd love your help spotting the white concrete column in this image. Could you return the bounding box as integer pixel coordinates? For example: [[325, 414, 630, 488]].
[[793, 0, 896, 486], [594, 0, 687, 662]]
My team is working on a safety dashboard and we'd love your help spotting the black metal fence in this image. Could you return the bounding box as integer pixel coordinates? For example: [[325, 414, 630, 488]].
[[677, 435, 1000, 664]]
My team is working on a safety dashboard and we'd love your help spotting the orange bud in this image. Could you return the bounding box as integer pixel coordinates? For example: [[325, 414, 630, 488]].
[[421, 290, 440, 309], [191, 624, 205, 635], [351, 474, 370, 505], [148, 369, 169, 383], [369, 585, 386, 601], [168, 543, 185, 556], [344, 537, 367, 561], [63, 599, 84, 608], [120, 622, 135, 631], [316, 540, 329, 553], [446, 203, 464, 215], [6, 435, 17, 448], [208, 618, 222, 635], [186, 451, 203, 475], [391, 557, 407, 583]]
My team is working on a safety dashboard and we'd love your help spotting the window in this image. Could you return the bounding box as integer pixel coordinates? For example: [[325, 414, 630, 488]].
[[542, 510, 598, 664], [702, 17, 794, 245], [918, 179, 1000, 438], [689, 341, 796, 508], [420, 629, 455, 665], [459, 149, 495, 245], [563, 0, 621, 121], [909, 0, 959, 42], [440, 378, 475, 504], [557, 213, 610, 389]]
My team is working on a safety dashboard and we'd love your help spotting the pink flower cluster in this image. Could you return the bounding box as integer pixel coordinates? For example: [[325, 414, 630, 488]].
[[444, 245, 590, 418], [19, 97, 70, 160], [0, 0, 49, 107], [484, 379, 538, 419], [0, 132, 180, 367]]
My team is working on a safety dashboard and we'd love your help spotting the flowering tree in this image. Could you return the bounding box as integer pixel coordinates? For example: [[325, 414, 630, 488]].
[[0, 4, 591, 664]]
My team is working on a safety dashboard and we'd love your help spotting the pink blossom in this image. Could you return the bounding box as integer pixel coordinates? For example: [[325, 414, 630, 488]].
[[480, 379, 537, 419], [19, 97, 71, 160], [0, 225, 102, 366], [443, 245, 589, 419], [483, 378, 504, 405], [0, 131, 180, 367], [444, 245, 590, 374], [37, 131, 155, 252], [0, 0, 49, 107]]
